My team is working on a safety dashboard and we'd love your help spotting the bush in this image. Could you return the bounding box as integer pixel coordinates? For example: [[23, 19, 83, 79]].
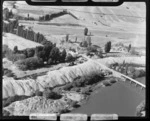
[[66, 34, 69, 42], [80, 40, 88, 47], [105, 41, 111, 53]]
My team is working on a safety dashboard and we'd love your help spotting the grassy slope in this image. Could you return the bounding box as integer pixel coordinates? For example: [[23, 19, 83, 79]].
[[3, 33, 42, 50]]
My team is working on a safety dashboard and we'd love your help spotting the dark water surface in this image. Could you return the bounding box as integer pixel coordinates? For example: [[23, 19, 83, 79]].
[[71, 80, 145, 116]]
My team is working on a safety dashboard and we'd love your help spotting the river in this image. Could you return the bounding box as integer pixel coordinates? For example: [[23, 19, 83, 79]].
[[71, 79, 145, 116]]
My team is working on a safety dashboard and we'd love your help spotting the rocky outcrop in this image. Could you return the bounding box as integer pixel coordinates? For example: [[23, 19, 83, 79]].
[[3, 60, 111, 99]]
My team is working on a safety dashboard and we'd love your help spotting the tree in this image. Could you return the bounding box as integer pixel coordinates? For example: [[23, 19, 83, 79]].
[[26, 48, 35, 58], [43, 43, 53, 61], [105, 41, 111, 53], [84, 27, 88, 36], [66, 53, 74, 62], [128, 44, 131, 52], [49, 47, 60, 63], [60, 49, 67, 62], [66, 34, 69, 42], [13, 46, 18, 54], [27, 13, 29, 20]]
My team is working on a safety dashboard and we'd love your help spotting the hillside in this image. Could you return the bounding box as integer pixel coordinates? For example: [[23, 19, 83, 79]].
[[3, 33, 42, 50]]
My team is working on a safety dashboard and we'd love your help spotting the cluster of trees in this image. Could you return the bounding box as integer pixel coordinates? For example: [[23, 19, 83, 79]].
[[3, 8, 14, 20], [62, 73, 102, 94], [3, 19, 18, 33], [3, 42, 67, 71], [15, 43, 67, 70], [110, 62, 145, 79], [39, 11, 67, 21]]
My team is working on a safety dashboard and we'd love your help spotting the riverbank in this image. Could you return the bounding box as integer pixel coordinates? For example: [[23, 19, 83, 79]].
[[3, 75, 119, 116]]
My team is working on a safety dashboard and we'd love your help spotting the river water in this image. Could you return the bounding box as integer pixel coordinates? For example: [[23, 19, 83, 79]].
[[71, 79, 145, 116]]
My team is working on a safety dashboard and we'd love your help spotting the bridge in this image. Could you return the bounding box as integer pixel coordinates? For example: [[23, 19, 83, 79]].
[[81, 54, 146, 90]]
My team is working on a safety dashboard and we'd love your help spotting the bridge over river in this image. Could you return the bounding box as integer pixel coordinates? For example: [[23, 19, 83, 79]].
[[71, 55, 145, 116]]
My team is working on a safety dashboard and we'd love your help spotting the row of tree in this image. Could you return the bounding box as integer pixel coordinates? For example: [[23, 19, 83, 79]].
[[39, 11, 67, 21], [16, 26, 46, 43]]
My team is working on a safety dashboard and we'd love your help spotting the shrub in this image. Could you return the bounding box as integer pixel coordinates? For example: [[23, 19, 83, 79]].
[[43, 89, 62, 99], [97, 50, 103, 58], [81, 87, 90, 95], [35, 90, 43, 96], [43, 89, 53, 99], [105, 41, 111, 53], [109, 78, 117, 84], [103, 81, 111, 86]]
